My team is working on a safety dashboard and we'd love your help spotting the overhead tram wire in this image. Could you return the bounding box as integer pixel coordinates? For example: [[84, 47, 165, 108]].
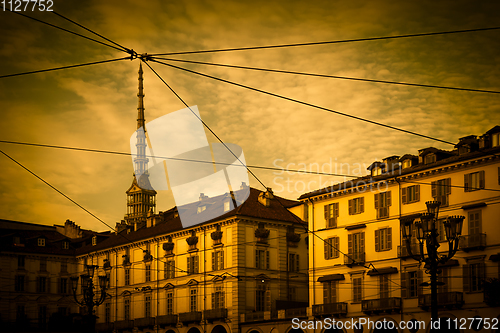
[[6, 10, 128, 54], [0, 57, 132, 79], [149, 26, 500, 56], [153, 57, 500, 95], [149, 58, 455, 146]]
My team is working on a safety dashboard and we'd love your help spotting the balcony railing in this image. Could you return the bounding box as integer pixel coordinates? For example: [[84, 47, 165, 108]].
[[285, 307, 307, 318], [362, 297, 401, 314], [344, 252, 365, 266], [459, 234, 486, 252], [397, 243, 420, 259], [178, 311, 202, 323], [114, 320, 134, 331], [204, 308, 228, 321], [156, 314, 178, 326], [418, 292, 464, 309], [312, 302, 348, 317], [134, 317, 155, 329], [245, 311, 265, 322], [95, 322, 114, 332]]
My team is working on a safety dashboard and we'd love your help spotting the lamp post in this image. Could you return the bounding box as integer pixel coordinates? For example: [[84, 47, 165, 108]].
[[70, 264, 109, 333], [399, 201, 464, 326]]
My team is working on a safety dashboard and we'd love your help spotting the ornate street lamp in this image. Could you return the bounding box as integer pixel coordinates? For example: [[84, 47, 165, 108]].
[[399, 201, 464, 325], [70, 264, 109, 333]]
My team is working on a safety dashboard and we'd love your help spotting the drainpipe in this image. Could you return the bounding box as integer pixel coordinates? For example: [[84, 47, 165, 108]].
[[204, 227, 207, 333], [307, 198, 315, 307], [156, 238, 159, 333], [395, 176, 403, 324]]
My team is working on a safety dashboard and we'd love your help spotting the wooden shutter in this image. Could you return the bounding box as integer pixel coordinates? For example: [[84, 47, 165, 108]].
[[360, 197, 364, 213], [221, 251, 224, 270], [402, 187, 407, 204], [386, 191, 391, 207], [417, 270, 423, 296], [348, 234, 353, 255], [334, 203, 339, 217], [415, 185, 420, 202], [212, 252, 215, 271], [265, 285, 271, 311], [360, 232, 365, 255], [401, 272, 407, 298], [266, 251, 270, 269], [375, 230, 380, 252], [464, 174, 470, 192], [479, 170, 485, 189], [187, 257, 191, 273], [324, 239, 330, 259], [212, 292, 216, 310], [348, 200, 354, 215], [387, 228, 392, 250], [374, 193, 380, 209], [463, 264, 470, 292], [255, 250, 259, 268], [446, 178, 451, 194], [324, 205, 328, 219], [334, 237, 339, 258], [296, 254, 299, 272], [195, 256, 199, 273], [323, 282, 328, 304], [431, 181, 437, 198]]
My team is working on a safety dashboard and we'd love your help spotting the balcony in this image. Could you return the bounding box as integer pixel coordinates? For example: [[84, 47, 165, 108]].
[[312, 302, 348, 317], [285, 307, 307, 318], [344, 252, 365, 267], [204, 308, 228, 321], [95, 322, 114, 333], [134, 317, 155, 329], [178, 311, 202, 323], [418, 292, 464, 310], [245, 311, 265, 322], [156, 314, 178, 326], [397, 243, 420, 259], [114, 320, 134, 331], [459, 234, 486, 252], [362, 297, 401, 314]]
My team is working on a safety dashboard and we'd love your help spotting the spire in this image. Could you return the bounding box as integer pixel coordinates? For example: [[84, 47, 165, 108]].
[[137, 62, 145, 130]]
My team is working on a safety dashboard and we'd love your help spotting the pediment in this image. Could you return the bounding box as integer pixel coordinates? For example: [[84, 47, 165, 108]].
[[186, 279, 198, 286], [164, 283, 175, 289]]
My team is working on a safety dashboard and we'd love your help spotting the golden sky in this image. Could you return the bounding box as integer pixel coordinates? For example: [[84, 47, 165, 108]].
[[1, 0, 499, 231]]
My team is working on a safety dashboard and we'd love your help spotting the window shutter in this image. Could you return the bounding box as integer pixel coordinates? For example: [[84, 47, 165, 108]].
[[374, 193, 380, 209], [195, 256, 199, 273], [334, 203, 339, 218], [324, 205, 328, 219], [348, 200, 353, 215], [402, 187, 407, 204], [212, 252, 215, 271], [401, 272, 407, 298], [324, 239, 329, 259], [431, 181, 437, 198], [47, 277, 50, 293], [446, 178, 451, 194], [360, 232, 365, 254], [255, 250, 259, 268], [57, 278, 61, 294], [463, 264, 470, 292], [375, 230, 380, 252], [212, 293, 215, 309], [348, 234, 353, 255], [265, 286, 271, 311], [266, 251, 270, 269], [334, 237, 339, 258], [479, 262, 486, 289], [296, 254, 299, 272], [187, 257, 191, 273], [464, 174, 470, 192], [221, 251, 224, 270], [387, 228, 392, 250], [386, 191, 391, 207], [479, 170, 485, 189], [360, 197, 364, 213], [323, 283, 328, 304], [332, 281, 337, 303], [417, 270, 423, 296], [415, 185, 420, 202]]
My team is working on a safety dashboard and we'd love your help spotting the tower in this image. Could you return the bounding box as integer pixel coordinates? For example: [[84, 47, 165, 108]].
[[124, 63, 157, 230]]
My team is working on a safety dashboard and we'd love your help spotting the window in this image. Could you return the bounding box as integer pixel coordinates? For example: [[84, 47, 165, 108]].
[[425, 154, 436, 164], [402, 270, 422, 298], [373, 167, 383, 176], [37, 276, 47, 293], [288, 253, 300, 272], [212, 285, 224, 309], [348, 197, 364, 215], [164, 260, 175, 279], [18, 255, 25, 269], [40, 258, 47, 271], [16, 305, 25, 322], [92, 236, 97, 246], [187, 256, 199, 275], [469, 210, 482, 235], [288, 286, 297, 301], [145, 264, 151, 282], [124, 298, 131, 321], [463, 262, 486, 292], [15, 275, 25, 292], [224, 201, 231, 212], [38, 238, 45, 247], [197, 206, 206, 214], [402, 185, 420, 204], [62, 241, 69, 250], [465, 171, 485, 191], [255, 249, 270, 269], [59, 278, 68, 294], [324, 203, 339, 228], [324, 237, 339, 260], [436, 218, 447, 242], [374, 191, 391, 219], [124, 267, 130, 286], [352, 277, 362, 302], [61, 260, 67, 273], [212, 250, 224, 271], [431, 178, 451, 206], [255, 282, 270, 311], [105, 303, 111, 323], [323, 281, 338, 304], [402, 159, 412, 169], [347, 232, 365, 263], [145, 295, 151, 317], [438, 267, 449, 294], [38, 305, 47, 327], [375, 228, 392, 251], [303, 203, 309, 222], [166, 291, 174, 314], [380, 275, 390, 298], [492, 132, 500, 147], [189, 288, 197, 312]]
